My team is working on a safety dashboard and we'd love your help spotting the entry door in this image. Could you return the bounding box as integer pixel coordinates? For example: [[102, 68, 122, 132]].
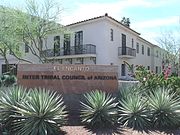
[[122, 34, 126, 55], [121, 64, 126, 76]]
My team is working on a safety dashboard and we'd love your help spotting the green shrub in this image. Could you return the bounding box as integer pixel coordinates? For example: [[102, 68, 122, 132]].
[[0, 75, 17, 87], [0, 86, 28, 134], [148, 88, 180, 129], [166, 77, 180, 94], [118, 85, 141, 100], [80, 90, 118, 128], [0, 87, 67, 135], [118, 94, 150, 130]]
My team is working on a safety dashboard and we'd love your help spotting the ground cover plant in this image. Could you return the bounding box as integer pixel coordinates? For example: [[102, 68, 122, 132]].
[[118, 87, 150, 130], [148, 87, 180, 129], [80, 90, 118, 128], [0, 64, 180, 134], [117, 65, 180, 130], [0, 87, 67, 135], [118, 86, 180, 130]]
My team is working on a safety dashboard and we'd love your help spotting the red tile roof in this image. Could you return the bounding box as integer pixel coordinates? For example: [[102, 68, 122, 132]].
[[66, 13, 140, 35]]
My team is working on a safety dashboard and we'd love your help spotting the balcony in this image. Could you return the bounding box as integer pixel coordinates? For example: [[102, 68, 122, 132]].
[[118, 47, 136, 58], [41, 44, 96, 59]]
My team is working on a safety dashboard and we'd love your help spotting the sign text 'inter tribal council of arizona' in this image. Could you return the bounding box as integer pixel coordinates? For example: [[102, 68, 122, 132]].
[[17, 64, 118, 93]]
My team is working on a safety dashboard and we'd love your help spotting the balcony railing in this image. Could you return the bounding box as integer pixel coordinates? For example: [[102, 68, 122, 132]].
[[118, 47, 136, 57], [41, 44, 96, 57]]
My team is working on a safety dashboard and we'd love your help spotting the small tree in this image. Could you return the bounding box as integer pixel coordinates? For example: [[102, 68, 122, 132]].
[[121, 17, 130, 27], [0, 6, 31, 74], [16, 0, 65, 63], [158, 31, 179, 75]]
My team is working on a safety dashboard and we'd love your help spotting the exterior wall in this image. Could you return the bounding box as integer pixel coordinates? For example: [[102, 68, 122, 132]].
[[104, 20, 138, 63], [68, 19, 107, 65], [0, 15, 169, 78], [134, 38, 153, 71]]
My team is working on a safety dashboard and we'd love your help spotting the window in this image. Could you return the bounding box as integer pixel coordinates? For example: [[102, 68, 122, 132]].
[[2, 64, 17, 75], [132, 38, 134, 48], [75, 31, 83, 46], [121, 34, 126, 55], [156, 50, 158, 57], [142, 45, 144, 55], [136, 42, 139, 53], [121, 64, 125, 76], [64, 34, 71, 55], [147, 47, 150, 56], [75, 31, 83, 54], [156, 66, 158, 74], [54, 36, 60, 56], [160, 52, 161, 57], [147, 66, 150, 70], [25, 42, 29, 53], [110, 29, 113, 41]]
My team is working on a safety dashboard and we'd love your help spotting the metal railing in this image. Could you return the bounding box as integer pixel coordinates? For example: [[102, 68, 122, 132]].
[[41, 44, 96, 57], [118, 47, 136, 57]]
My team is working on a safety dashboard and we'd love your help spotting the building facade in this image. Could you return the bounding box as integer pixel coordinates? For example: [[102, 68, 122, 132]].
[[0, 13, 171, 78]]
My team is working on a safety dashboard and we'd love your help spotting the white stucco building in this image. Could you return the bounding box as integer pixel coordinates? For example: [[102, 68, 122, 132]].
[[0, 13, 172, 78]]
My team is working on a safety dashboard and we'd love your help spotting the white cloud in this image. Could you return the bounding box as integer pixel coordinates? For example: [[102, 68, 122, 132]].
[[132, 16, 179, 29], [132, 16, 180, 44], [60, 0, 158, 25]]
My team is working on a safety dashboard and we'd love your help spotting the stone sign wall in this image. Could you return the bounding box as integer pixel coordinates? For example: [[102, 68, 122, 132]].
[[17, 64, 118, 94]]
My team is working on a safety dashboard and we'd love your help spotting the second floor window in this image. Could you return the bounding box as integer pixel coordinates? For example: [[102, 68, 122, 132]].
[[132, 38, 134, 48], [25, 42, 29, 53], [75, 31, 83, 46], [110, 29, 113, 41], [54, 36, 60, 56], [142, 45, 144, 55], [147, 47, 150, 56], [156, 50, 159, 57], [136, 42, 139, 53], [64, 34, 71, 55], [122, 34, 126, 47], [156, 66, 158, 74]]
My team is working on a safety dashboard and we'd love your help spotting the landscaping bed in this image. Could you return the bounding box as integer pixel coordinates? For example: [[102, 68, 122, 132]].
[[1, 69, 180, 135], [60, 126, 180, 135]]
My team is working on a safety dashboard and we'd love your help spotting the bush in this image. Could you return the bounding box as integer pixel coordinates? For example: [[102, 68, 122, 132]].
[[148, 88, 180, 129], [118, 93, 150, 130], [0, 75, 17, 87], [0, 86, 28, 134], [118, 86, 180, 130], [0, 87, 67, 135], [80, 90, 118, 128]]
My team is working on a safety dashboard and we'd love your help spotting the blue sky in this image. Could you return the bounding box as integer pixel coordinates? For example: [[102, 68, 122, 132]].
[[1, 0, 180, 45]]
